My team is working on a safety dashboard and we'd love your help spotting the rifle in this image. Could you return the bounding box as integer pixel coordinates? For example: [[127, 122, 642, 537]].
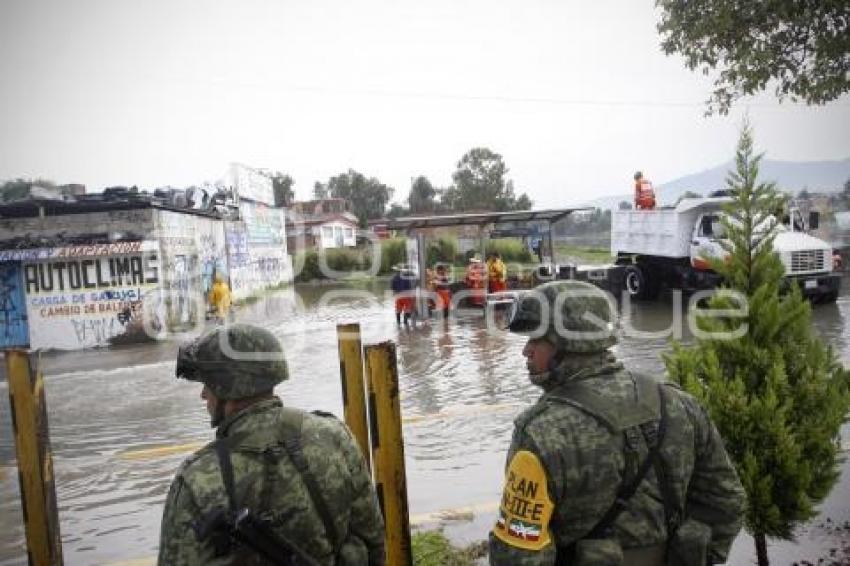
[[193, 506, 320, 566]]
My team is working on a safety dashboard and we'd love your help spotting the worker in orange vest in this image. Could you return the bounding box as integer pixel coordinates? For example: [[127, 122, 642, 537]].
[[634, 170, 656, 210], [434, 263, 452, 316]]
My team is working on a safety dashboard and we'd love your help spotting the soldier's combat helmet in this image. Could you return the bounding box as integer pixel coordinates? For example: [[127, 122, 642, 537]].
[[507, 280, 617, 354], [175, 324, 289, 399]]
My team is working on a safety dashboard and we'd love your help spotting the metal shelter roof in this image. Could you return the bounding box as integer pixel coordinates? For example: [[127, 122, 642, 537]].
[[387, 208, 589, 231]]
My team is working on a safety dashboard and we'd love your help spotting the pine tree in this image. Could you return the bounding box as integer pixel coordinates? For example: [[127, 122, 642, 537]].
[[664, 123, 850, 566]]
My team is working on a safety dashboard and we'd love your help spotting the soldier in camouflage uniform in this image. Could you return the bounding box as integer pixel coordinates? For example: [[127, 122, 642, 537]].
[[489, 281, 745, 565], [158, 324, 385, 565]]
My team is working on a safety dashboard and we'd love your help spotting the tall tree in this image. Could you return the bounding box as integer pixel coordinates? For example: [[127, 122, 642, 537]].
[[408, 176, 438, 214], [318, 169, 394, 226], [448, 147, 532, 212], [268, 172, 295, 207], [386, 203, 409, 218], [657, 0, 850, 114], [313, 181, 330, 200], [665, 123, 850, 565]]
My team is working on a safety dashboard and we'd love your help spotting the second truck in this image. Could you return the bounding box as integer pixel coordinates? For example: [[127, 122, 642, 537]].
[[611, 194, 842, 303]]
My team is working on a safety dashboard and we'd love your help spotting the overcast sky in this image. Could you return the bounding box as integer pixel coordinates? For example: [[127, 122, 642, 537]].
[[2, 0, 849, 208]]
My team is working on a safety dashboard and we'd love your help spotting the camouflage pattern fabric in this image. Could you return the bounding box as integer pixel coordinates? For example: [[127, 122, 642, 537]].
[[489, 357, 745, 565], [508, 281, 617, 354], [157, 398, 385, 565], [175, 324, 289, 400]]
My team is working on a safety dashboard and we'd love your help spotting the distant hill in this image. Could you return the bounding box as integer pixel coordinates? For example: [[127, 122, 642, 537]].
[[582, 157, 850, 210]]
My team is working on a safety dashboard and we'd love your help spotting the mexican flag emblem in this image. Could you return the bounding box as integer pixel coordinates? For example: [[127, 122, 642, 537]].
[[508, 519, 541, 541]]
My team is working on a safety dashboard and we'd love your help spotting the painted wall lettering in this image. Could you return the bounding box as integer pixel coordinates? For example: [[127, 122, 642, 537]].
[[24, 253, 159, 294], [24, 243, 163, 350]]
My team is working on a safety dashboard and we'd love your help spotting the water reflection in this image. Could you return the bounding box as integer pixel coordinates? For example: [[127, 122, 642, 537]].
[[0, 278, 848, 565]]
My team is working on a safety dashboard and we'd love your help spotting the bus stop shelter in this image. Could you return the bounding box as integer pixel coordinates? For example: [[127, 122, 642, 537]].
[[387, 208, 589, 314]]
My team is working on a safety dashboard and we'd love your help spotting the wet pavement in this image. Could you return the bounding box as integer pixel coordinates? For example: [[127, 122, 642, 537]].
[[1, 277, 849, 565]]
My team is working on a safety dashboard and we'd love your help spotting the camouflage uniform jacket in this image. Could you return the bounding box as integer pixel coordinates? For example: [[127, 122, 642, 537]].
[[157, 398, 385, 565], [489, 358, 745, 565]]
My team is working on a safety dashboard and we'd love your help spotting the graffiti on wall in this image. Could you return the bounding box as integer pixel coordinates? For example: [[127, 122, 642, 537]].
[[196, 225, 227, 295], [228, 246, 291, 300], [23, 245, 163, 350], [225, 224, 249, 268], [154, 209, 228, 328], [0, 262, 29, 347]]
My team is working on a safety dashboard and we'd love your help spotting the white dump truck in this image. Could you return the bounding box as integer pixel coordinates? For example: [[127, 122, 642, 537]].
[[611, 195, 842, 302]]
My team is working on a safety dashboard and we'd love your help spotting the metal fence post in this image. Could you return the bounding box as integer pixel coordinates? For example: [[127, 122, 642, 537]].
[[336, 323, 371, 472], [364, 341, 411, 566], [5, 349, 63, 565]]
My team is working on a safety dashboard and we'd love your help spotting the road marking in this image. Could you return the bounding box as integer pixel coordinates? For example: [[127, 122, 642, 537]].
[[118, 442, 206, 461], [117, 403, 521, 461], [403, 402, 519, 423]]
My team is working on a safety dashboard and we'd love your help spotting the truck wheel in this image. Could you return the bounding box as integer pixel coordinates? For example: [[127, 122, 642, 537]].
[[623, 265, 658, 300]]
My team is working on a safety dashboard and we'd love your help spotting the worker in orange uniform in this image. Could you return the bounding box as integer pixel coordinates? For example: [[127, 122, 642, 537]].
[[487, 252, 507, 293], [207, 273, 232, 324], [634, 170, 656, 210], [433, 263, 452, 316], [465, 256, 486, 307]]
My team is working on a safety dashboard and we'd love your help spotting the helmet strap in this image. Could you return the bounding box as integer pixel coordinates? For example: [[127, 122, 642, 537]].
[[548, 348, 566, 372], [210, 398, 226, 428]]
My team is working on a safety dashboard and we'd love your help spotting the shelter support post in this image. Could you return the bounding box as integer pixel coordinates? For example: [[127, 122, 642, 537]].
[[416, 233, 428, 319], [548, 225, 555, 266]]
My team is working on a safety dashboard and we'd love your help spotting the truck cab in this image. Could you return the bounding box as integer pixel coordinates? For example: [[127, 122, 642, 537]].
[[689, 212, 725, 271]]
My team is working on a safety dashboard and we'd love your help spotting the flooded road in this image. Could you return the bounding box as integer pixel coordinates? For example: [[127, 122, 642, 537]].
[[2, 278, 849, 565]]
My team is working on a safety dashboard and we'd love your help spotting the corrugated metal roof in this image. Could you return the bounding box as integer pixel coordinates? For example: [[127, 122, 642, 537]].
[[0, 198, 223, 219], [387, 208, 589, 230]]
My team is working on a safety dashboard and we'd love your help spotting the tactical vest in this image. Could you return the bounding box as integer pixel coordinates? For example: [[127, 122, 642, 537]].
[[543, 373, 678, 566], [196, 408, 358, 565]]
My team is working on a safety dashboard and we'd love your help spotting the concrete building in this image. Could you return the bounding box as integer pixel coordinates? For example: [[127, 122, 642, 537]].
[[287, 198, 358, 251], [0, 175, 291, 350]]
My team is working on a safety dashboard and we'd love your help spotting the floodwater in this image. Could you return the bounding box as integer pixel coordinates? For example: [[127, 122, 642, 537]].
[[1, 278, 849, 566]]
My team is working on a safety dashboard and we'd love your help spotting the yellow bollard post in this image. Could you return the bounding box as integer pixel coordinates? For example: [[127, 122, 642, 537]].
[[364, 341, 412, 566], [336, 323, 371, 472], [4, 349, 63, 565]]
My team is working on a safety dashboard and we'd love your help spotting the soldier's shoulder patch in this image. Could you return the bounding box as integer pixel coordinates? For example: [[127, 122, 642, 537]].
[[493, 450, 554, 551]]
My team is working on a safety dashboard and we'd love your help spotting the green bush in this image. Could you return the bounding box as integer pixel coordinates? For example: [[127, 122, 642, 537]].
[[294, 251, 321, 283], [293, 236, 534, 282], [411, 530, 485, 566], [427, 237, 458, 266], [378, 238, 407, 275], [294, 248, 369, 282]]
